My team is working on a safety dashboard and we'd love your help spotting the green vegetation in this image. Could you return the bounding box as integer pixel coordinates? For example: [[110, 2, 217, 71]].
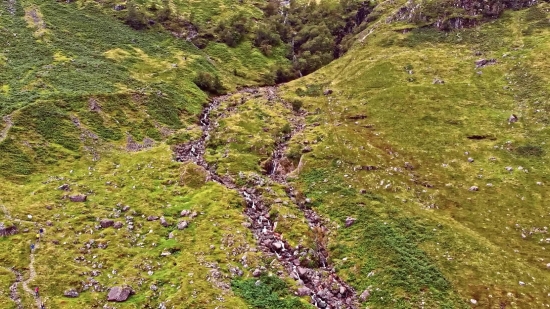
[[1, 0, 550, 308]]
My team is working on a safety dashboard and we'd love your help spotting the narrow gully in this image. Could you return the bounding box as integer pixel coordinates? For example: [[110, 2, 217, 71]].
[[175, 87, 358, 308]]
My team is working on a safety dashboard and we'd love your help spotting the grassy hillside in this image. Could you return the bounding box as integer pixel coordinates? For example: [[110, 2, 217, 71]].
[[1, 0, 549, 308], [280, 2, 550, 307]]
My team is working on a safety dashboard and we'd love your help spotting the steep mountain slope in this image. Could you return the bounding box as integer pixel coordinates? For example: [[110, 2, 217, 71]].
[[1, 0, 549, 308]]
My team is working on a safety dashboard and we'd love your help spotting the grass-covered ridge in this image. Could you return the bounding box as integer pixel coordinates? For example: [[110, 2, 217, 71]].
[[280, 3, 550, 307]]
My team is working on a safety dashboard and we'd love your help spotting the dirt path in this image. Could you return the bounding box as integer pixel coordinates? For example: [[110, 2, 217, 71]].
[[22, 247, 42, 308], [0, 115, 13, 143], [175, 87, 358, 308]]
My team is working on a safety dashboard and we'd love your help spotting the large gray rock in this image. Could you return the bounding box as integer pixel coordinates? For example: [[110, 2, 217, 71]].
[[107, 286, 133, 302], [100, 219, 114, 229], [296, 286, 311, 296], [160, 216, 170, 227], [359, 289, 371, 302], [177, 221, 189, 230], [69, 194, 87, 202], [64, 289, 79, 298]]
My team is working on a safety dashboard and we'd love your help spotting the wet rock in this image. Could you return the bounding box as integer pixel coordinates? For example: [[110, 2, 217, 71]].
[[508, 114, 518, 123], [469, 186, 479, 192], [177, 221, 189, 230], [297, 286, 311, 296], [58, 184, 70, 191], [147, 215, 159, 221], [359, 289, 371, 302], [113, 222, 123, 229], [69, 194, 87, 202], [345, 217, 356, 227], [100, 219, 114, 229], [475, 58, 496, 68], [252, 269, 262, 277], [107, 286, 133, 302], [160, 216, 170, 227], [64, 289, 79, 298]]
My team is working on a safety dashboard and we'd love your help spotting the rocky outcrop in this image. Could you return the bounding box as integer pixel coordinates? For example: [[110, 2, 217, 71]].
[[107, 286, 133, 302], [0, 222, 17, 237], [390, 0, 539, 30], [69, 194, 87, 202]]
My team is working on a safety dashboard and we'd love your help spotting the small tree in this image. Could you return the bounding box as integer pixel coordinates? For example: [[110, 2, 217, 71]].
[[194, 72, 225, 94]]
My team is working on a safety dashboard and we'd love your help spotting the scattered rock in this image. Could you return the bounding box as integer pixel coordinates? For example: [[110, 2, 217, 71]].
[[469, 186, 479, 192], [64, 289, 79, 298], [302, 146, 313, 153], [475, 58, 496, 68], [121, 205, 130, 212], [113, 4, 126, 11], [546, 263, 550, 269], [46, 220, 53, 226], [467, 157, 474, 163], [107, 286, 133, 302], [404, 162, 414, 170], [345, 217, 356, 227], [177, 221, 189, 230], [168, 231, 175, 239], [505, 166, 513, 172], [508, 114, 518, 123], [180, 210, 191, 217], [432, 78, 445, 84], [69, 194, 87, 202], [359, 289, 370, 302], [147, 215, 159, 221], [160, 216, 170, 227], [323, 89, 333, 95], [100, 219, 114, 229], [519, 281, 525, 286], [347, 114, 367, 120], [296, 286, 312, 296], [58, 184, 70, 191], [160, 251, 171, 257], [113, 222, 123, 229], [150, 284, 158, 291], [272, 241, 283, 250], [470, 299, 478, 305], [359, 189, 367, 194], [252, 269, 261, 277]]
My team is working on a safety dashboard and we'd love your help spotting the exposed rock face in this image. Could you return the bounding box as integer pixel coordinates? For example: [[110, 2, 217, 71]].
[[391, 0, 538, 30], [64, 289, 79, 298], [0, 222, 17, 237], [107, 286, 133, 302], [69, 194, 87, 202], [100, 219, 114, 228]]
